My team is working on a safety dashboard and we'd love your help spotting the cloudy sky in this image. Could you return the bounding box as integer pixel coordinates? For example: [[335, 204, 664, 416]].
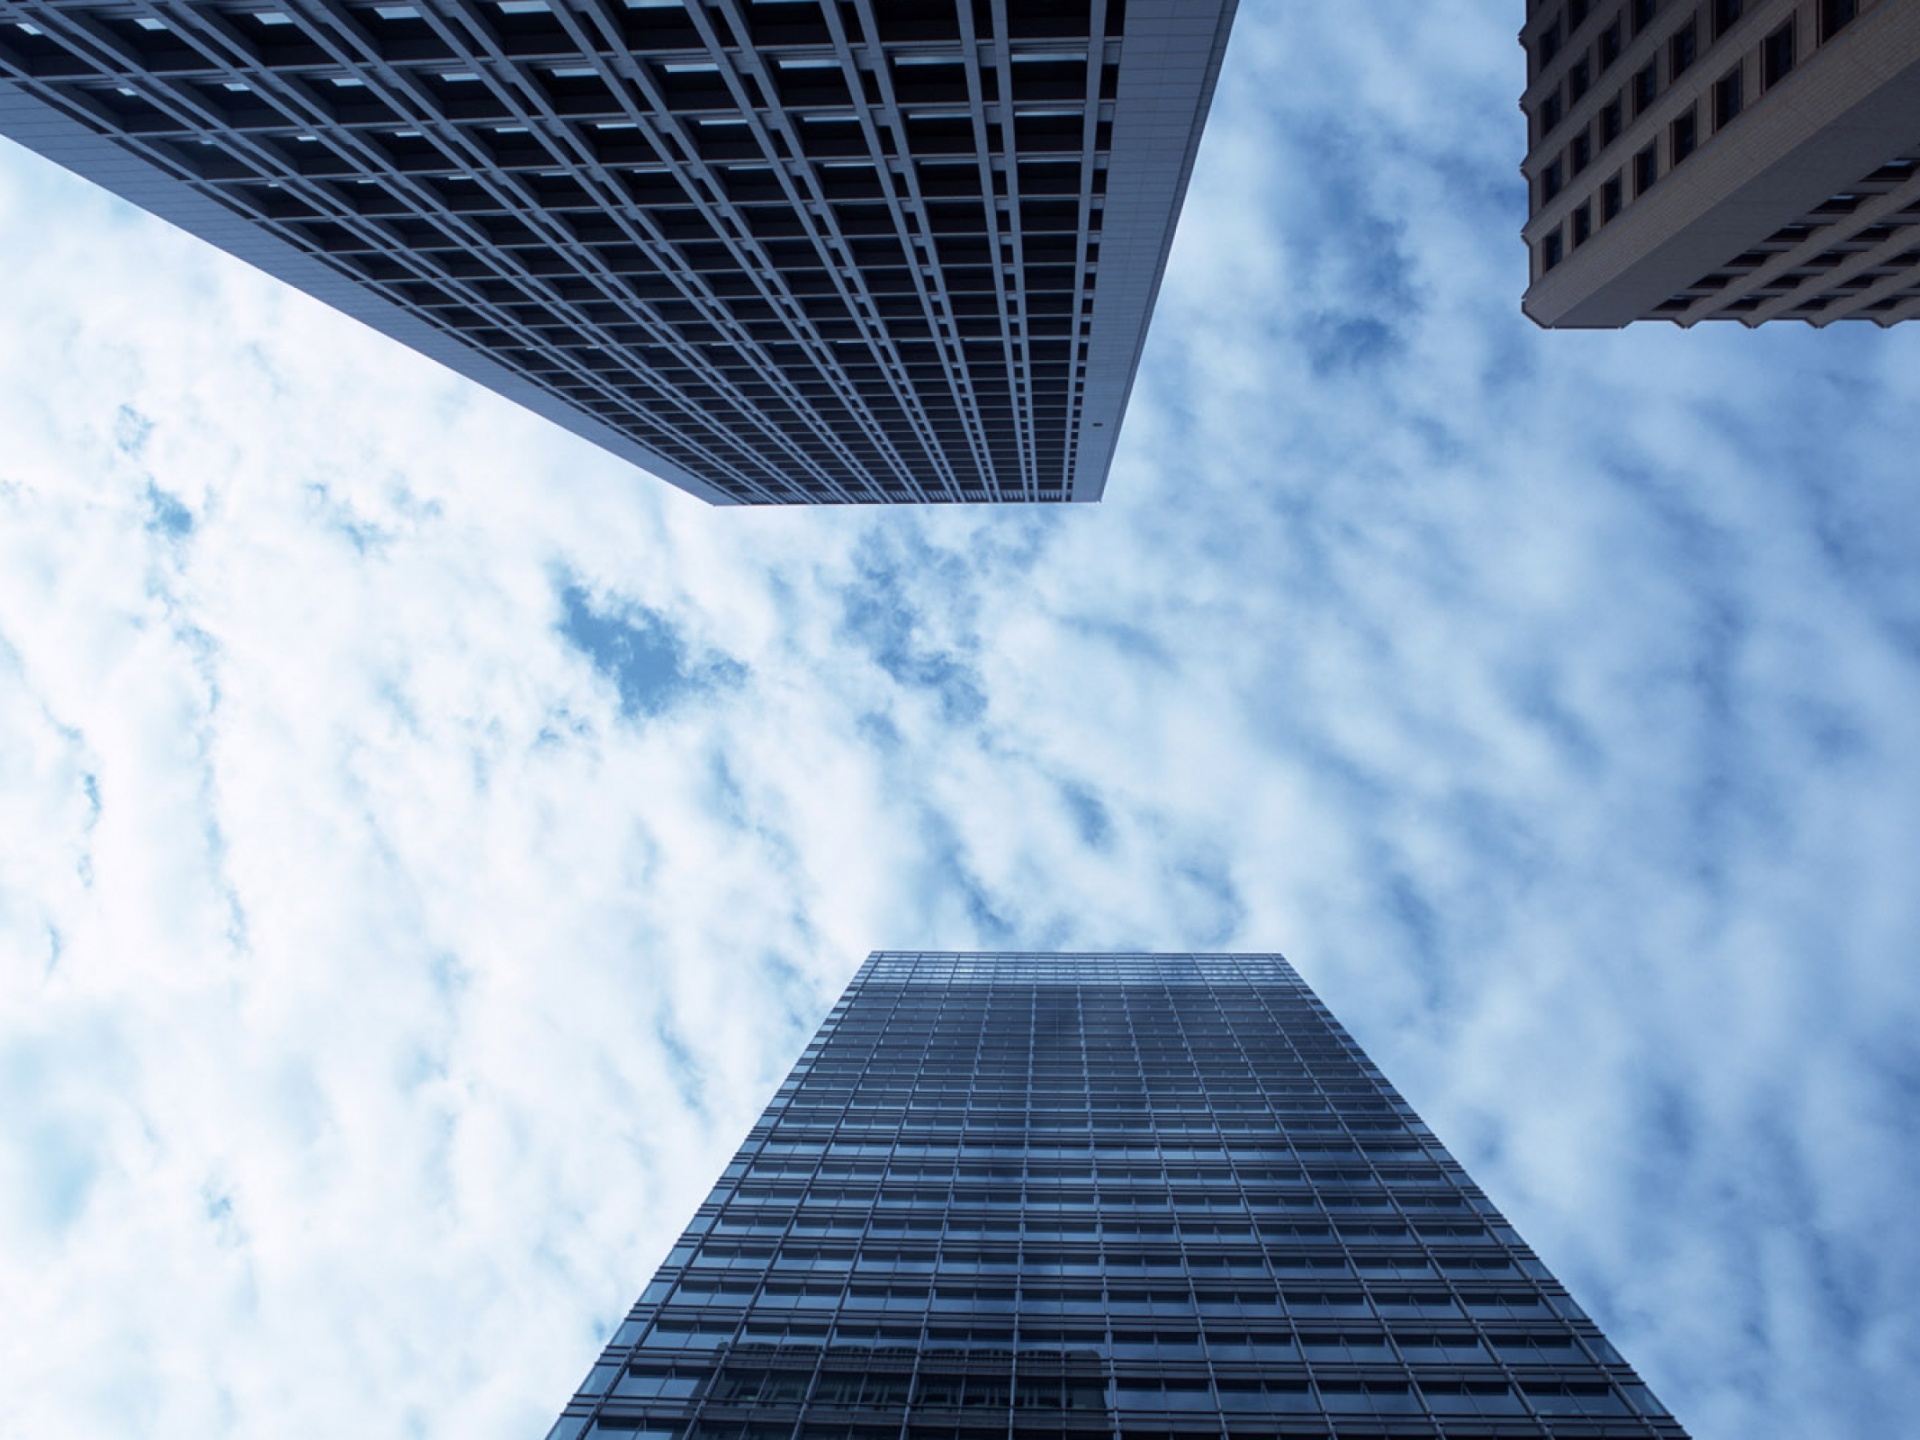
[[3, 5, 1918, 1439]]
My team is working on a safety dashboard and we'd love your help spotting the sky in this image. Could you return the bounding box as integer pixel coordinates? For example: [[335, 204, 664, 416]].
[[2, 5, 1918, 1439]]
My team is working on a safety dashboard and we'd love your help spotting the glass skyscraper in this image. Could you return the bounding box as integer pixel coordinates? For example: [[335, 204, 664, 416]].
[[0, 1, 1234, 504], [550, 952, 1686, 1440]]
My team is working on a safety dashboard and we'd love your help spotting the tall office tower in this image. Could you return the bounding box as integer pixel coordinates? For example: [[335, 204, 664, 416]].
[[0, 2, 1232, 504], [550, 952, 1686, 1440], [1521, 0, 1920, 327]]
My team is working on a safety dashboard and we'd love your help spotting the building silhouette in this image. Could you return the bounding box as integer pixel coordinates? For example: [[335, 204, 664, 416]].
[[1521, 0, 1920, 327], [549, 952, 1686, 1440], [0, 1, 1234, 503]]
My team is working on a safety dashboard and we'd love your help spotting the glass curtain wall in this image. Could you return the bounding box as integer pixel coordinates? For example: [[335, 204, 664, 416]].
[[550, 952, 1687, 1440]]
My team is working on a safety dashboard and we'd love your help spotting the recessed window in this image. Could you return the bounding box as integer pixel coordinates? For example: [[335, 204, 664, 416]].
[[1670, 19, 1698, 77], [1602, 173, 1624, 220], [1634, 143, 1659, 195], [1569, 58, 1591, 101], [1572, 202, 1592, 246], [1713, 68, 1744, 128], [1600, 97, 1623, 144], [1632, 63, 1657, 115], [1542, 87, 1564, 134], [1572, 129, 1592, 175], [1671, 106, 1698, 164], [1539, 18, 1563, 66], [1570, 0, 1591, 29], [1763, 21, 1797, 86], [1821, 0, 1858, 41], [1599, 18, 1624, 70], [1542, 158, 1565, 202], [1542, 230, 1565, 271], [1631, 0, 1658, 36]]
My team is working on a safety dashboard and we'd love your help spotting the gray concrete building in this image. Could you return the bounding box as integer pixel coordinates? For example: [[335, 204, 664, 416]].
[[1521, 0, 1920, 327], [0, 1, 1234, 503], [549, 951, 1689, 1440]]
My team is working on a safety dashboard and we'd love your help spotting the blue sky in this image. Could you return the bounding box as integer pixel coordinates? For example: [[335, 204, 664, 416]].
[[3, 5, 1919, 1438]]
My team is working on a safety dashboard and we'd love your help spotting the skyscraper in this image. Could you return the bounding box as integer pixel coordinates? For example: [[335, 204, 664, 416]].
[[1521, 0, 1920, 327], [0, 1, 1234, 503], [549, 952, 1686, 1440]]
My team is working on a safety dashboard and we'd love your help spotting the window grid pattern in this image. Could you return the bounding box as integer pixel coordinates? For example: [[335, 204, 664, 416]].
[[1518, 0, 1920, 326], [551, 953, 1688, 1440], [0, 0, 1226, 502]]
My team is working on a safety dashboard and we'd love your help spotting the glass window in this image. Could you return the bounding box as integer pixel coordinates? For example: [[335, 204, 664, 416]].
[[1632, 63, 1658, 115], [1669, 18, 1698, 76], [1763, 20, 1797, 86], [1634, 144, 1659, 195], [1599, 17, 1624, 68], [1713, 67, 1744, 127], [1671, 106, 1698, 164], [1600, 97, 1623, 145]]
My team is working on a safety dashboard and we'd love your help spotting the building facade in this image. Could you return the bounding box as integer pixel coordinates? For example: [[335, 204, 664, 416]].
[[549, 952, 1687, 1440], [0, 1, 1234, 503], [1521, 0, 1920, 327]]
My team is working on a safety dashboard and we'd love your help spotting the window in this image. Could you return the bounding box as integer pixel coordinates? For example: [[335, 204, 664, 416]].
[[1542, 87, 1564, 134], [1763, 21, 1796, 86], [1572, 129, 1592, 175], [1569, 57, 1591, 101], [1599, 18, 1623, 69], [1422, 1381, 1526, 1416], [1714, 67, 1744, 127], [1713, 0, 1744, 37], [1569, 0, 1590, 28], [1538, 17, 1563, 66], [1600, 97, 1623, 144], [1572, 202, 1592, 246], [1670, 18, 1698, 76], [1821, 0, 1857, 41], [1634, 143, 1659, 194], [1602, 173, 1623, 220], [1631, 0, 1658, 35], [1632, 63, 1658, 115], [1541, 230, 1564, 272]]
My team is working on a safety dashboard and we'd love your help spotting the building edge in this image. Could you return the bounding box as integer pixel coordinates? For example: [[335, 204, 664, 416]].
[[0, 78, 740, 504], [1069, 0, 1238, 500]]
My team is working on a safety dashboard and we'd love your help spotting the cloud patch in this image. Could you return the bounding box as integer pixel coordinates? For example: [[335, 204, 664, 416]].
[[556, 578, 745, 721]]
